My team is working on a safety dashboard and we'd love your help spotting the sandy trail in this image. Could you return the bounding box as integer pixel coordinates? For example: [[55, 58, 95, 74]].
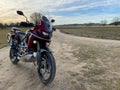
[[0, 30, 120, 90]]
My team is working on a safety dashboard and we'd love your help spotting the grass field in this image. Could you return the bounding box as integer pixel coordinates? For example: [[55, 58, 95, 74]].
[[0, 28, 10, 48], [57, 26, 120, 40]]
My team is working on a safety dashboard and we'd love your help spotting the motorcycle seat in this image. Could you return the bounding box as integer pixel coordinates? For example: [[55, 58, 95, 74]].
[[11, 27, 22, 32]]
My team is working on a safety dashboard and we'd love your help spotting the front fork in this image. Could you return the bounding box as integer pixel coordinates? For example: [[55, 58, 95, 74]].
[[36, 41, 51, 64]]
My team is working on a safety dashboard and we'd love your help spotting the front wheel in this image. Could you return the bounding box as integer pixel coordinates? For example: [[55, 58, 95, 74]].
[[37, 51, 56, 85], [9, 48, 19, 64]]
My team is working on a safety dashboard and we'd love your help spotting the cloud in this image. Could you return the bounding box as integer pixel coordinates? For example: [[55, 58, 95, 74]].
[[0, 0, 117, 14], [0, 0, 119, 24], [53, 0, 114, 12], [54, 13, 118, 25]]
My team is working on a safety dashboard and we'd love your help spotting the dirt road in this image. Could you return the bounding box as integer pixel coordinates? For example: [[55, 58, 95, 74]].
[[1, 30, 120, 90]]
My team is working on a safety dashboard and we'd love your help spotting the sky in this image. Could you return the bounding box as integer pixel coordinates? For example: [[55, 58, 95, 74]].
[[0, 0, 120, 25]]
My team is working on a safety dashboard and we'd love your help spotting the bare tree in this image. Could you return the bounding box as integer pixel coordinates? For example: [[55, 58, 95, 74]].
[[112, 17, 120, 26], [0, 23, 3, 29], [101, 19, 107, 26], [4, 23, 9, 28], [112, 17, 120, 22]]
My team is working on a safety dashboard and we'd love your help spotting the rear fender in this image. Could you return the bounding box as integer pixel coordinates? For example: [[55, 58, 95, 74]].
[[9, 34, 18, 48]]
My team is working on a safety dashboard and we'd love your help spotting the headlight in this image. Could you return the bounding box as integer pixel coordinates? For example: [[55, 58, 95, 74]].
[[42, 31, 49, 36]]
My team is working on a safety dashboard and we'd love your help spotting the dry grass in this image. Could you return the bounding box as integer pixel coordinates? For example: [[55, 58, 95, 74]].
[[0, 28, 10, 48], [66, 43, 120, 90], [58, 26, 120, 40]]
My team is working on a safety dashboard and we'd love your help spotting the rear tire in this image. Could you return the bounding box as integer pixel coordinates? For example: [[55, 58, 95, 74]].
[[37, 51, 56, 85], [9, 48, 19, 64]]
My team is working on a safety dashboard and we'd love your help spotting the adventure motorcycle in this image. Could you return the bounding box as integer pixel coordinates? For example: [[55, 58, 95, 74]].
[[7, 11, 56, 85]]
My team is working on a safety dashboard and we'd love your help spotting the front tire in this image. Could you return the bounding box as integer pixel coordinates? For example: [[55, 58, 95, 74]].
[[9, 48, 19, 64], [37, 51, 56, 85]]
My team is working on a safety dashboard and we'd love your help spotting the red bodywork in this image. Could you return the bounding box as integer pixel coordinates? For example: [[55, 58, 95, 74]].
[[28, 21, 48, 50]]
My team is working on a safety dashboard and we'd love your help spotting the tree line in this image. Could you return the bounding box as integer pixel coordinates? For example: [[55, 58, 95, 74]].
[[100, 17, 120, 26], [0, 12, 41, 29], [0, 16, 120, 28], [0, 22, 20, 29]]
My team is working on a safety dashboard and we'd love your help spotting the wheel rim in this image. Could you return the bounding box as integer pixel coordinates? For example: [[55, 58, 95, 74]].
[[39, 55, 52, 81]]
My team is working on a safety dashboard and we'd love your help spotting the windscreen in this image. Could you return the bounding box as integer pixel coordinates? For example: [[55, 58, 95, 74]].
[[42, 16, 52, 32]]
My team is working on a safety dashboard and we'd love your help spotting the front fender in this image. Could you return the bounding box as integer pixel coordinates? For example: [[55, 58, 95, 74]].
[[37, 48, 52, 65], [40, 49, 51, 53]]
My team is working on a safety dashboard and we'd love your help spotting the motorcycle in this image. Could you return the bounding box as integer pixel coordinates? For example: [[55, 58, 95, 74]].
[[7, 11, 56, 85]]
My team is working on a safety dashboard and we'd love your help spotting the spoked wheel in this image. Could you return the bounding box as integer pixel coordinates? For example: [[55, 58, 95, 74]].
[[9, 48, 19, 64], [37, 51, 56, 85]]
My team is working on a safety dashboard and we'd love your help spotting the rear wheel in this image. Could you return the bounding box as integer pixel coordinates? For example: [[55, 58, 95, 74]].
[[37, 51, 56, 85], [9, 48, 19, 64]]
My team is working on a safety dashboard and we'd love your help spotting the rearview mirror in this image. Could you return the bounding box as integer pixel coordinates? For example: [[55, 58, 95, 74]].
[[17, 11, 24, 16], [51, 19, 55, 23]]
